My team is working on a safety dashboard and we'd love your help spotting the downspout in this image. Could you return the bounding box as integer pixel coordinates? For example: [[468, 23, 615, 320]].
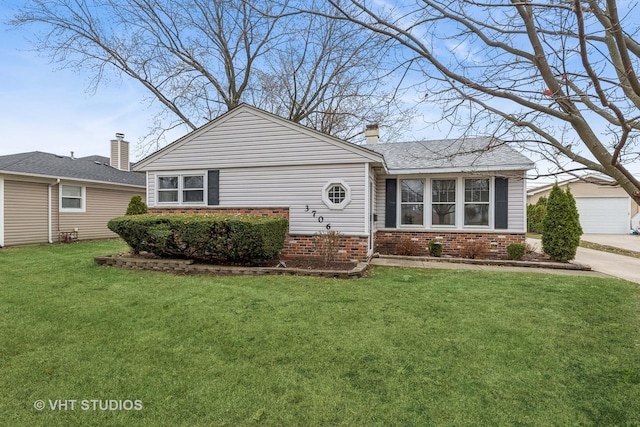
[[49, 179, 60, 243], [0, 177, 4, 247]]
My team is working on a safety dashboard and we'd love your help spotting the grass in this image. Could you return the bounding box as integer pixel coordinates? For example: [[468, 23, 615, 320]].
[[528, 232, 640, 259], [1, 240, 639, 426]]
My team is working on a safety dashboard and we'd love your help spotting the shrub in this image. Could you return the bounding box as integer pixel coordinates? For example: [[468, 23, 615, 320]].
[[428, 240, 443, 257], [312, 230, 344, 266], [527, 196, 547, 234], [507, 243, 526, 260], [460, 240, 486, 259], [107, 213, 288, 263], [125, 195, 148, 215], [396, 239, 420, 256], [541, 184, 583, 262]]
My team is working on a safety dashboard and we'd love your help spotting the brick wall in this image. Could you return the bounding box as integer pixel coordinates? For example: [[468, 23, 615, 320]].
[[147, 207, 367, 261], [282, 235, 369, 261], [375, 230, 525, 259]]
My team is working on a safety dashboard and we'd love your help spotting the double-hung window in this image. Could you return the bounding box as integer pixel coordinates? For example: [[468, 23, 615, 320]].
[[157, 174, 205, 204], [400, 179, 424, 225], [60, 185, 85, 212], [464, 178, 490, 226], [431, 179, 456, 226]]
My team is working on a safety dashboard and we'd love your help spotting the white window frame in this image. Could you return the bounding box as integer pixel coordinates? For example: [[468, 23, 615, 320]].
[[156, 173, 206, 206], [322, 180, 351, 210], [59, 184, 86, 213], [430, 178, 457, 228], [463, 177, 492, 228], [399, 178, 425, 227]]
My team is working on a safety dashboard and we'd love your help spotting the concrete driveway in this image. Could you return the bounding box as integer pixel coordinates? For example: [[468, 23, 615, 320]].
[[527, 238, 640, 284], [581, 234, 640, 253]]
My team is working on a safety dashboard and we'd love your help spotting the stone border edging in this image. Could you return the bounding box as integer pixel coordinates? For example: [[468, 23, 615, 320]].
[[377, 254, 591, 271], [94, 255, 368, 279]]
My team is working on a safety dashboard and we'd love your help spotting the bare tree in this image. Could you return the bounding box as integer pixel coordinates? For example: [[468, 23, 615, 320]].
[[10, 0, 413, 153], [310, 0, 640, 204], [249, 2, 412, 142], [11, 0, 287, 153]]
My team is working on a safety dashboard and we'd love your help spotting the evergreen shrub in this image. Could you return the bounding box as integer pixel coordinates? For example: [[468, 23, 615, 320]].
[[108, 213, 288, 263], [507, 243, 526, 260], [541, 185, 583, 262], [125, 195, 148, 215]]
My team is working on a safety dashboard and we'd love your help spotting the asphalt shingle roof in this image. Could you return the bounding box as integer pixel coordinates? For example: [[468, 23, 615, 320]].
[[0, 151, 145, 187], [364, 137, 534, 173]]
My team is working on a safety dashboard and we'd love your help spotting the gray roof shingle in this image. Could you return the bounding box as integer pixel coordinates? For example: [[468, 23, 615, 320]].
[[365, 137, 534, 173], [0, 151, 145, 187]]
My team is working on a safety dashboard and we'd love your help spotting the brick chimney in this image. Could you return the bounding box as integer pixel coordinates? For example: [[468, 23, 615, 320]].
[[365, 124, 379, 145], [110, 133, 130, 171]]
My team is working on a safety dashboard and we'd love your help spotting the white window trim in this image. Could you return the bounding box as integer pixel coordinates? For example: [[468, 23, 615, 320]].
[[322, 180, 351, 210], [156, 173, 207, 206], [429, 177, 458, 228], [398, 178, 426, 227], [59, 184, 86, 213], [389, 176, 497, 230], [462, 177, 493, 229]]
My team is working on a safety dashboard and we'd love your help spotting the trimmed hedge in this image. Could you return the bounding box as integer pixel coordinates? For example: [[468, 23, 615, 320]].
[[108, 213, 288, 263]]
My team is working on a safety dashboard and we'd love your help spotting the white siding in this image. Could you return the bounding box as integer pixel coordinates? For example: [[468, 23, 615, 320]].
[[140, 109, 377, 171], [507, 174, 526, 232], [149, 163, 367, 236], [375, 172, 526, 232]]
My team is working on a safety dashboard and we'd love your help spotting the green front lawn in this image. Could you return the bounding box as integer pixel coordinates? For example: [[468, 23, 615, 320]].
[[1, 240, 639, 426]]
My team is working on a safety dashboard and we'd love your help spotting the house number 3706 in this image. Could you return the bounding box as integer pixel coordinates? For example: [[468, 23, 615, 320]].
[[305, 205, 331, 230]]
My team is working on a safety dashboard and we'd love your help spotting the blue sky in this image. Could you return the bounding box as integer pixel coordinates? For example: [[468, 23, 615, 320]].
[[1, 1, 637, 181], [0, 3, 168, 162]]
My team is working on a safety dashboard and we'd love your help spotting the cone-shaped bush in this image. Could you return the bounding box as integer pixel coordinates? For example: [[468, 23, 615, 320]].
[[541, 184, 583, 262], [125, 195, 148, 215]]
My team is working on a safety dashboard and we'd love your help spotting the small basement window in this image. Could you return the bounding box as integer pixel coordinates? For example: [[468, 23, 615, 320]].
[[322, 181, 351, 210]]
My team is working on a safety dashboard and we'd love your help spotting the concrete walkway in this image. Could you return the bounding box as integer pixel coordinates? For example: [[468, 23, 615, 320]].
[[527, 238, 640, 284]]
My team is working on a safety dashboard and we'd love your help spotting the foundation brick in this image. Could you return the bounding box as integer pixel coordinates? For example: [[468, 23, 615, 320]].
[[375, 230, 525, 259]]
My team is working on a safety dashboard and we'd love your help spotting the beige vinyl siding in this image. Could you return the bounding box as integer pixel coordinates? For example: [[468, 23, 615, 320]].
[[141, 110, 376, 171], [59, 186, 143, 240], [149, 163, 367, 235], [528, 181, 639, 215], [4, 180, 49, 245]]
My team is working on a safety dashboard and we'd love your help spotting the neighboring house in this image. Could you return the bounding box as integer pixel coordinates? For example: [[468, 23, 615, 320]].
[[134, 104, 534, 260], [528, 176, 640, 234], [0, 136, 145, 247]]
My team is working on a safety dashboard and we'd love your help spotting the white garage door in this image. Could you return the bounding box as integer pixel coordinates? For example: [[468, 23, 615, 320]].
[[574, 197, 630, 234]]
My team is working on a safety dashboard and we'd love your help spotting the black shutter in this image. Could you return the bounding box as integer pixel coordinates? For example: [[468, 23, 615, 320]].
[[385, 179, 397, 228], [495, 177, 508, 229], [207, 170, 219, 206]]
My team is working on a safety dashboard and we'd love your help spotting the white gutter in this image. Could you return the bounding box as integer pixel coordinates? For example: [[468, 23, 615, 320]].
[[0, 177, 4, 247]]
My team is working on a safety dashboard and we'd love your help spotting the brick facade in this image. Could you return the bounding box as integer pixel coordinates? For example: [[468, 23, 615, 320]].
[[375, 230, 525, 259], [282, 234, 369, 261], [147, 207, 368, 261]]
